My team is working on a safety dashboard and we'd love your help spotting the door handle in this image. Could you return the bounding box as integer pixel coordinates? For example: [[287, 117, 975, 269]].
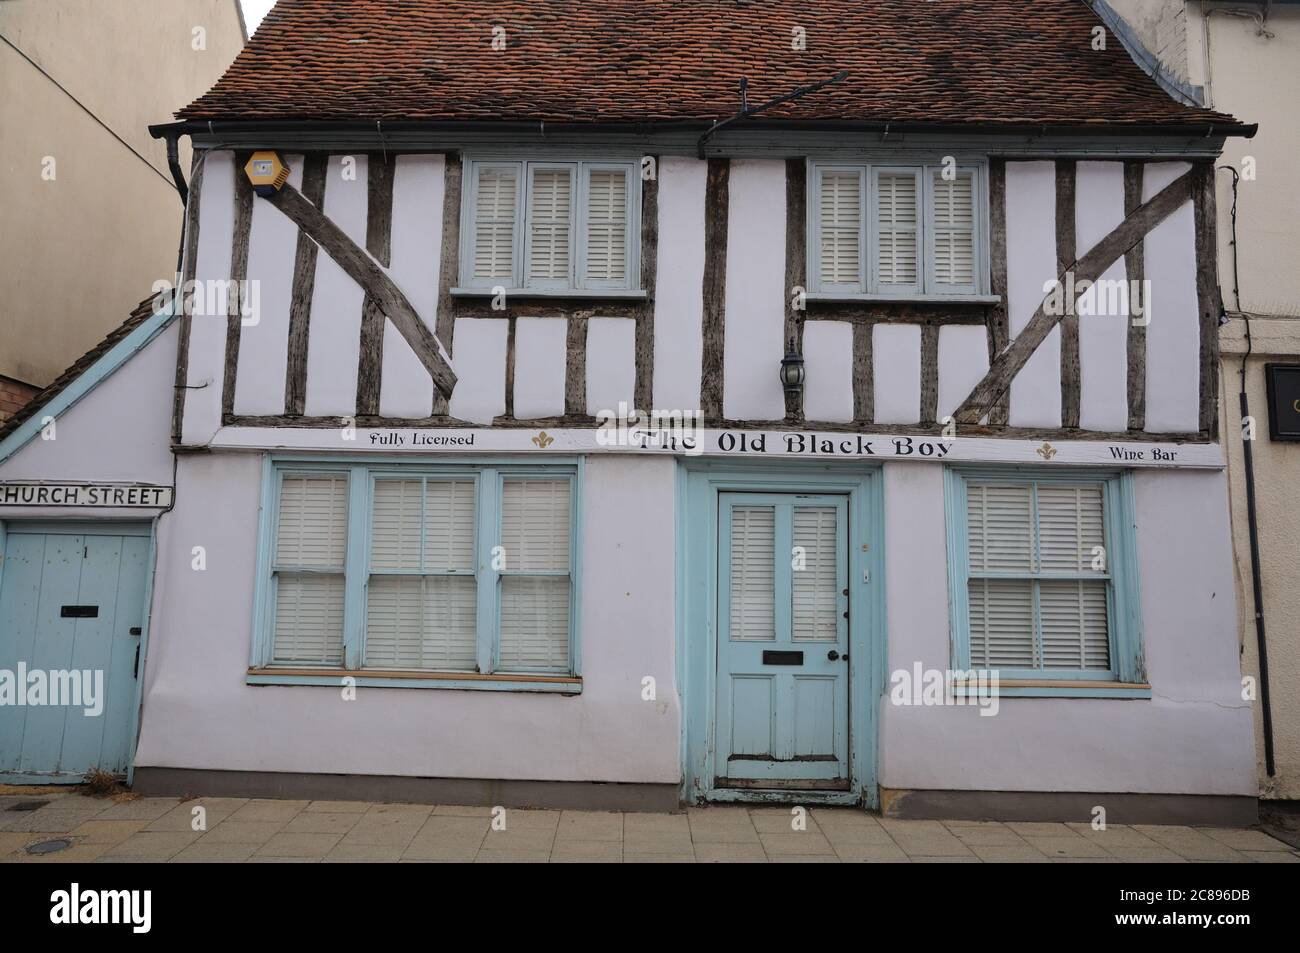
[[827, 650, 848, 662]]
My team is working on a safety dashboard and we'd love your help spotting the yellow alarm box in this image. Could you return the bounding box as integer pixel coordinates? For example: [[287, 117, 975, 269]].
[[244, 151, 289, 196]]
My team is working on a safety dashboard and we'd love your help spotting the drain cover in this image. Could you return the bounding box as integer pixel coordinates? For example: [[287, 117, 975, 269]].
[[26, 839, 72, 856], [9, 800, 50, 812]]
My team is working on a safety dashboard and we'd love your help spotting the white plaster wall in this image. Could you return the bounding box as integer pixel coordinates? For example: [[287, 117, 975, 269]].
[[652, 157, 707, 414], [1005, 161, 1062, 428], [382, 155, 443, 419], [513, 317, 567, 419], [134, 453, 682, 785], [1075, 161, 1130, 432], [234, 154, 305, 416], [937, 325, 989, 423], [446, 318, 507, 423], [1142, 161, 1200, 434], [722, 160, 786, 421], [872, 325, 921, 424], [801, 321, 854, 423], [879, 463, 1253, 795], [585, 317, 636, 416], [304, 155, 368, 417], [0, 322, 178, 520]]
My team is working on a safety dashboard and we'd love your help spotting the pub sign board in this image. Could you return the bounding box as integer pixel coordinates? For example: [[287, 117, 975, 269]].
[[1265, 364, 1300, 442], [0, 482, 174, 508]]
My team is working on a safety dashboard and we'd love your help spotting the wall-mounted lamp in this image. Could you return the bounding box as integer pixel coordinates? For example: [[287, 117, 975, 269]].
[[779, 338, 805, 396]]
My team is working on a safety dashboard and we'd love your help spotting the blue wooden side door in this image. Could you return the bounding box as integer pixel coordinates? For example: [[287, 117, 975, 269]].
[[715, 493, 849, 789], [0, 527, 149, 781]]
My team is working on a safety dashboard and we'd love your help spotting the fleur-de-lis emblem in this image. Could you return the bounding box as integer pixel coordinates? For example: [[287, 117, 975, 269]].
[[532, 431, 555, 449], [1035, 441, 1058, 460]]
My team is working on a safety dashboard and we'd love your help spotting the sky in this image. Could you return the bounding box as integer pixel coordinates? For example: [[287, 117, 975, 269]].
[[241, 0, 276, 35]]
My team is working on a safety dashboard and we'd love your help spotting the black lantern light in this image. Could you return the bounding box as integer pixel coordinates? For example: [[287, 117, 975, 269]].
[[779, 338, 805, 396]]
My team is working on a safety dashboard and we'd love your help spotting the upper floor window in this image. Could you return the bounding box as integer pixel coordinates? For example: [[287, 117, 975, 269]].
[[461, 158, 639, 293], [809, 161, 986, 297]]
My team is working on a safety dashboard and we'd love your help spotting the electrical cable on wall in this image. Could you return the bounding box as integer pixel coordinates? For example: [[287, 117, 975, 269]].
[[1218, 162, 1276, 778]]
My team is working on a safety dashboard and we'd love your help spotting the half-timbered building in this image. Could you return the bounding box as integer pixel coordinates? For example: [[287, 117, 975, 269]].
[[0, 0, 1263, 821]]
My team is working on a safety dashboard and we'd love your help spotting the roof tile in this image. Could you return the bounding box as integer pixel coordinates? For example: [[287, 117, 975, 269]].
[[178, 0, 1239, 128]]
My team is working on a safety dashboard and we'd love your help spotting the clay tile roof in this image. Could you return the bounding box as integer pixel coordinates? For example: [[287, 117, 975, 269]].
[[177, 0, 1240, 129], [0, 295, 167, 443]]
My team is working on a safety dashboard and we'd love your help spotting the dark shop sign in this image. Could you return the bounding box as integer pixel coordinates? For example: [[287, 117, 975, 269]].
[[1265, 364, 1300, 441]]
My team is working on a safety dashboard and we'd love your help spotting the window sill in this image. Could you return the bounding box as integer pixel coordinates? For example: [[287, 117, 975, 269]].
[[247, 668, 582, 695], [450, 287, 647, 301], [805, 293, 1002, 305], [953, 679, 1151, 699]]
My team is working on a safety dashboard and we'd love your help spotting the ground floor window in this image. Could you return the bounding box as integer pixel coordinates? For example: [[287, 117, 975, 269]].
[[256, 461, 578, 677], [944, 468, 1144, 684]]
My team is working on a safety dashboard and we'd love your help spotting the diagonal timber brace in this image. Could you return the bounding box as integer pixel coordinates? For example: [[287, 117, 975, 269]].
[[262, 183, 457, 399], [952, 169, 1194, 425]]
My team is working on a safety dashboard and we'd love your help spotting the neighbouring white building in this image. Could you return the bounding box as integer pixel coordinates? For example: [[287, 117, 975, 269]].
[[0, 0, 1265, 823], [1105, 0, 1300, 806]]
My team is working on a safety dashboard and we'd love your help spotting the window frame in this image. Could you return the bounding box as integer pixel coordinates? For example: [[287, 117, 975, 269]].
[[250, 458, 582, 691], [807, 158, 991, 299], [943, 467, 1146, 692], [460, 156, 641, 295], [266, 468, 351, 668]]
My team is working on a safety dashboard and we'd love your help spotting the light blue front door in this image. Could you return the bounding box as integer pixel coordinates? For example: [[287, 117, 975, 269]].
[[0, 526, 149, 781], [716, 493, 850, 789]]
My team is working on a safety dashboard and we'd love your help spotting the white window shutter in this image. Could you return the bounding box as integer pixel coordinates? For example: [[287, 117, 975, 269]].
[[1039, 580, 1110, 670], [818, 170, 862, 286], [371, 479, 423, 570], [274, 576, 346, 665], [967, 578, 1036, 668], [273, 474, 348, 665], [500, 478, 571, 571], [499, 576, 571, 670], [965, 479, 1113, 674], [729, 506, 775, 642], [1037, 484, 1105, 573], [966, 484, 1034, 573], [473, 165, 518, 281], [498, 478, 572, 671], [366, 575, 478, 671], [585, 169, 628, 283], [792, 506, 839, 642], [876, 171, 919, 286], [366, 479, 478, 671], [932, 170, 975, 288], [528, 168, 573, 282], [423, 480, 476, 571], [276, 474, 348, 568]]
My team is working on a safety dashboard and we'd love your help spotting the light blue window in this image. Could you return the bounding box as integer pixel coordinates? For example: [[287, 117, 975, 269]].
[[253, 462, 579, 686], [944, 468, 1144, 686], [809, 160, 987, 298], [460, 158, 640, 293]]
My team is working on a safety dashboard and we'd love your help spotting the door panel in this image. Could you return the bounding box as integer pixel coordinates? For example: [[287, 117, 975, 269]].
[[716, 494, 849, 789], [0, 530, 148, 780]]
